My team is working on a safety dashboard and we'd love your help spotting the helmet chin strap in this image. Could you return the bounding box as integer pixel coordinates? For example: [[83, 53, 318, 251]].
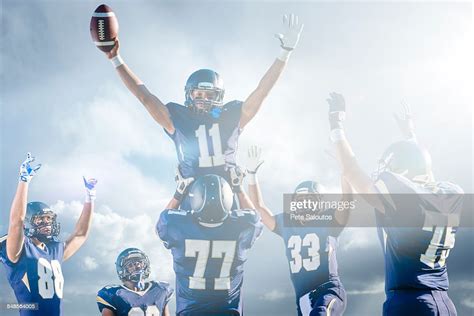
[[129, 272, 146, 290], [33, 233, 53, 244]]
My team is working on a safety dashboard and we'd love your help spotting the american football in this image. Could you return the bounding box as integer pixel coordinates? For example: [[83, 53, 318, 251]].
[[90, 4, 118, 52]]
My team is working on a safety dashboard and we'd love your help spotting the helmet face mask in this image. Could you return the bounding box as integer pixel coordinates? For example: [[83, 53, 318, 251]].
[[116, 248, 151, 289], [24, 202, 60, 243], [292, 181, 325, 218], [184, 69, 225, 116]]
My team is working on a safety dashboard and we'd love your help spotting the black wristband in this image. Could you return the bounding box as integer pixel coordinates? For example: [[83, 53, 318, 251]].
[[174, 190, 184, 202], [232, 185, 243, 193]]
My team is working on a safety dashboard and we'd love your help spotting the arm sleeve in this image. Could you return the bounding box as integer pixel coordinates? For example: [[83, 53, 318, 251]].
[[156, 210, 172, 249], [163, 103, 176, 138], [271, 213, 285, 237], [239, 209, 264, 248]]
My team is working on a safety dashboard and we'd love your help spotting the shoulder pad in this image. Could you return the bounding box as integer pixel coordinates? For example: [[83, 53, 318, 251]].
[[154, 280, 171, 290], [223, 100, 242, 109]]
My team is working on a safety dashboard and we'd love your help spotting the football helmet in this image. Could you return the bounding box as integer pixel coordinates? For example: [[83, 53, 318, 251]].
[[189, 174, 233, 226], [294, 181, 325, 195], [375, 140, 433, 182], [116, 248, 151, 286], [184, 69, 225, 115], [24, 202, 60, 243], [293, 181, 325, 204]]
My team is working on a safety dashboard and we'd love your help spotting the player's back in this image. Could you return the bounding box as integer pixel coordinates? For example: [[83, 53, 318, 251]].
[[157, 208, 262, 315], [273, 212, 344, 300], [0, 236, 65, 316], [96, 281, 173, 316], [374, 171, 464, 291]]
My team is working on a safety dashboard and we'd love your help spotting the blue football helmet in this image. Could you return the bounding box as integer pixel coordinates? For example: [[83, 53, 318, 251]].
[[375, 140, 433, 182], [116, 248, 151, 287], [184, 69, 225, 115], [293, 181, 326, 209], [294, 181, 326, 195], [189, 174, 233, 225], [24, 202, 60, 243]]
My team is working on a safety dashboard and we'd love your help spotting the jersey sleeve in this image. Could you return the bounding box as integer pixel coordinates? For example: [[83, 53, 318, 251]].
[[222, 100, 243, 130], [163, 102, 180, 138], [156, 210, 173, 249], [0, 235, 23, 266], [96, 286, 117, 313], [156, 209, 188, 249], [272, 213, 285, 237], [0, 235, 7, 264], [235, 209, 264, 249], [158, 281, 174, 306]]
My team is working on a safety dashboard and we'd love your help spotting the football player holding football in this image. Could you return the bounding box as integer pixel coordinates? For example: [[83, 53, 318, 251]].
[[156, 174, 263, 315], [326, 93, 463, 315], [101, 14, 303, 202], [0, 153, 97, 316], [96, 248, 173, 316], [246, 146, 352, 316]]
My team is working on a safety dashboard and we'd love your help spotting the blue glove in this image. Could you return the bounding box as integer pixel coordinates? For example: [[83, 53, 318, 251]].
[[19, 152, 42, 183]]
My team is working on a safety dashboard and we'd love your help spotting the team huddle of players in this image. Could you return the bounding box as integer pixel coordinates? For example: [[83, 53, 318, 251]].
[[1, 12, 464, 316]]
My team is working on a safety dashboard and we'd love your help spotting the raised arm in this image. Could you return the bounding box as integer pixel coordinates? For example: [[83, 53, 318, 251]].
[[103, 39, 174, 133], [333, 176, 354, 226], [245, 146, 276, 231], [6, 153, 42, 263], [63, 177, 97, 261], [393, 102, 417, 141], [327, 93, 385, 211], [239, 14, 304, 128]]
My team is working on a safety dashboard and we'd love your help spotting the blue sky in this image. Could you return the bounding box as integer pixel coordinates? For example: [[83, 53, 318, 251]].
[[1, 1, 472, 315]]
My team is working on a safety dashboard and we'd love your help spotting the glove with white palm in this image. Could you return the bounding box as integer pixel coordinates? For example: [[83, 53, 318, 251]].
[[83, 177, 98, 203], [174, 167, 195, 201], [19, 152, 42, 183], [247, 146, 264, 185], [227, 165, 247, 193], [275, 14, 304, 62]]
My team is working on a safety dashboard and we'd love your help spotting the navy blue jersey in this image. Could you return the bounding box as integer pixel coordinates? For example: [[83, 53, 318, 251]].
[[96, 281, 173, 316], [273, 211, 342, 301], [156, 208, 263, 315], [374, 171, 464, 291], [0, 236, 65, 316], [165, 101, 243, 180]]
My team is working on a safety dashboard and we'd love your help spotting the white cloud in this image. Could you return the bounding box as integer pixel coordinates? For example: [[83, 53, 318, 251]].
[[339, 228, 380, 251], [260, 289, 292, 301], [346, 280, 385, 295], [82, 256, 98, 271]]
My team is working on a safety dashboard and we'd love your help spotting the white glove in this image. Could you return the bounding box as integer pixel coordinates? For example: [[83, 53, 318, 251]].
[[83, 177, 98, 203], [393, 102, 416, 141], [247, 146, 264, 174], [174, 167, 194, 200], [275, 14, 304, 52], [19, 152, 42, 183], [228, 166, 246, 193]]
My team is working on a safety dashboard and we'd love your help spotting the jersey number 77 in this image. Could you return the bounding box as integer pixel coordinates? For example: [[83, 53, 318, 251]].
[[185, 239, 236, 290]]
